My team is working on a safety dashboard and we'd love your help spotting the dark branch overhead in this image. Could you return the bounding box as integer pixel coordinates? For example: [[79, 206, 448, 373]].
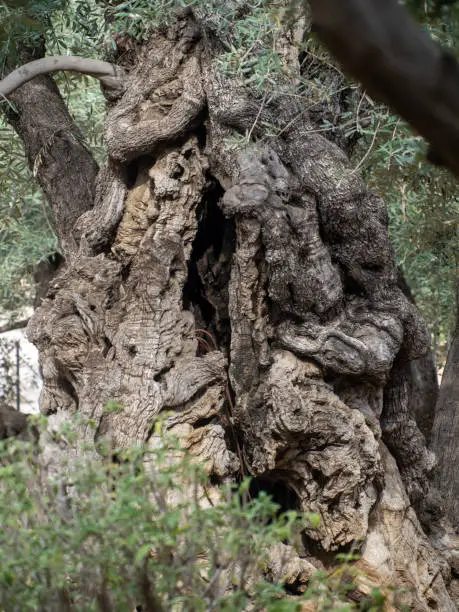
[[309, 0, 459, 176]]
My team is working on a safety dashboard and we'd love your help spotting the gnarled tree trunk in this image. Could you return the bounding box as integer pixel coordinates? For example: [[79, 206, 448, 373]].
[[7, 8, 456, 610]]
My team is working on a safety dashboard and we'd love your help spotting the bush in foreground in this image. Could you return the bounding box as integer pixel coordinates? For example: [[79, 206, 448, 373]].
[[0, 418, 392, 611]]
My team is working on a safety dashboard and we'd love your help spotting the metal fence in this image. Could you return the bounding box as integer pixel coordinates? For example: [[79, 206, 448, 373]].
[[0, 333, 40, 413]]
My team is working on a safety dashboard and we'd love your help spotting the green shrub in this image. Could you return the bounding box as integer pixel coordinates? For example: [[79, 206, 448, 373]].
[[0, 418, 391, 611]]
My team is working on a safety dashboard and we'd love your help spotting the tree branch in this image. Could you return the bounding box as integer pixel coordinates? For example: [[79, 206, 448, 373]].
[[0, 318, 30, 335], [0, 56, 125, 97], [3, 50, 102, 254], [309, 0, 459, 176]]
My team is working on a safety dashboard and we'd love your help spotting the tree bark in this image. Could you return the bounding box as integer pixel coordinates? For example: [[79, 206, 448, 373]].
[[397, 269, 439, 443], [2, 48, 100, 254], [19, 9, 457, 610], [431, 281, 459, 527]]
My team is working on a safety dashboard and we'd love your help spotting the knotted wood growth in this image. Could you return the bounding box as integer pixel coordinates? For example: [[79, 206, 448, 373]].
[[26, 11, 456, 610]]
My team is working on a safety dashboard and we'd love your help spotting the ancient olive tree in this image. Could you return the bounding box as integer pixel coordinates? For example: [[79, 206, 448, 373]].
[[1, 0, 458, 609]]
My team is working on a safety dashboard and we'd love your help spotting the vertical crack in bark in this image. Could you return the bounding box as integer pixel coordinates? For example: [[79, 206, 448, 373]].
[[181, 174, 245, 474], [183, 176, 235, 354]]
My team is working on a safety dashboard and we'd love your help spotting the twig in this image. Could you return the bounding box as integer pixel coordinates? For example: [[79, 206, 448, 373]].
[[247, 92, 268, 142], [350, 118, 381, 176], [355, 89, 366, 133], [0, 317, 30, 334], [195, 329, 218, 350]]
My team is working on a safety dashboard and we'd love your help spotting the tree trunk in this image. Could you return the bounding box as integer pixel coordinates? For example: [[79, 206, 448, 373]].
[[431, 281, 459, 528], [22, 10, 456, 610], [3, 45, 99, 255], [397, 269, 439, 444]]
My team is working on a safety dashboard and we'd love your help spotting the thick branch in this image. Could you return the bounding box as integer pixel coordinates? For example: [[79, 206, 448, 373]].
[[0, 56, 125, 97], [4, 68, 99, 254], [309, 0, 459, 176]]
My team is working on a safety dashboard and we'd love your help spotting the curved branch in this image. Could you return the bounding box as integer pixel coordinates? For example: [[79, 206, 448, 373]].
[[0, 56, 125, 97]]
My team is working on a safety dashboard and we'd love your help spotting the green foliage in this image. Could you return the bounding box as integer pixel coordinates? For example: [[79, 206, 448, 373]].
[[356, 99, 458, 365], [101, 0, 195, 39], [102, 399, 124, 413], [0, 162, 57, 309], [0, 420, 391, 611], [0, 0, 68, 68], [211, 0, 287, 93]]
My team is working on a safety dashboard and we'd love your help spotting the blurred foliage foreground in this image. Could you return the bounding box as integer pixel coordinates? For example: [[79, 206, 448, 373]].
[[0, 416, 397, 612]]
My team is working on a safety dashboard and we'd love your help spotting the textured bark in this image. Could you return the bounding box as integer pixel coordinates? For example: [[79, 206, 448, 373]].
[[361, 444, 452, 611], [431, 285, 459, 528], [3, 49, 99, 254], [24, 10, 457, 610], [381, 357, 439, 530], [397, 270, 439, 443]]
